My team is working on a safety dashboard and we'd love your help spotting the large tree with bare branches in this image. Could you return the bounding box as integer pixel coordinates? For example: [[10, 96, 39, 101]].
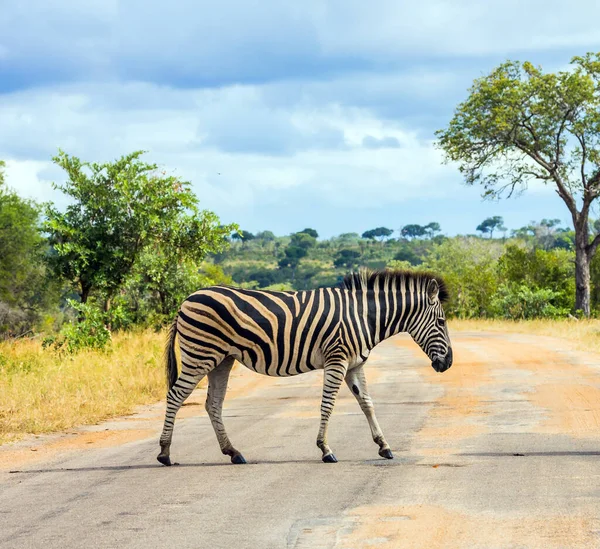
[[436, 53, 600, 315]]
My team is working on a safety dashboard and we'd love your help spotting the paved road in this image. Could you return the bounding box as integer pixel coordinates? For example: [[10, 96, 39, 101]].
[[2, 332, 600, 548]]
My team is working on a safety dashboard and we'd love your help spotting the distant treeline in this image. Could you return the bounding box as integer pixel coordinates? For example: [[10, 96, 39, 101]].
[[217, 218, 589, 320], [0, 150, 596, 348]]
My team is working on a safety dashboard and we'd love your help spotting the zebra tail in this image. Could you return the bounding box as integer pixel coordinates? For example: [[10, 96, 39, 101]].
[[165, 318, 179, 390]]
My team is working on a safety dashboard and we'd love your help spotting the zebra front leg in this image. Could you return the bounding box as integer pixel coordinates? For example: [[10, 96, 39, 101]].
[[205, 357, 246, 465], [317, 361, 348, 463], [345, 364, 393, 459], [157, 366, 208, 466]]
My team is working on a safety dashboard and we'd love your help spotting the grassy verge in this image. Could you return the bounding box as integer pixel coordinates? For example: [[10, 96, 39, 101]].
[[450, 318, 600, 353], [0, 330, 168, 445]]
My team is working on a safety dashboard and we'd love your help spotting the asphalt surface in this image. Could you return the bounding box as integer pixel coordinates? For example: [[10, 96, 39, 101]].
[[1, 331, 600, 548]]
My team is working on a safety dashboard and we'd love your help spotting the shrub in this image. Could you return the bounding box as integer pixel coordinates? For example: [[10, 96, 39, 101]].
[[491, 284, 570, 319]]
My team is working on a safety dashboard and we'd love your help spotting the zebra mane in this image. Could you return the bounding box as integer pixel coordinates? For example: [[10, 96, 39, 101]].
[[339, 268, 449, 304]]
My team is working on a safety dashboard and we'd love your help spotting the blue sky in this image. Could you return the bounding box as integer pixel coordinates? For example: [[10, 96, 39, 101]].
[[2, 0, 600, 237]]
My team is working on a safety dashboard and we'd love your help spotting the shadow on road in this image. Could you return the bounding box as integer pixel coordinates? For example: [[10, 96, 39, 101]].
[[460, 451, 600, 457], [7, 458, 344, 474]]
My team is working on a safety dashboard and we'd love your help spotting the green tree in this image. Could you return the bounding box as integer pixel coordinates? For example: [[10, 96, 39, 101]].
[[476, 216, 506, 238], [362, 227, 394, 241], [401, 224, 427, 240], [278, 245, 307, 275], [424, 222, 442, 238], [44, 150, 211, 310], [437, 53, 600, 315], [422, 237, 503, 318], [255, 230, 276, 242], [290, 231, 317, 249], [333, 249, 361, 269], [0, 162, 52, 336], [497, 244, 575, 311], [300, 228, 319, 239], [135, 210, 235, 318]]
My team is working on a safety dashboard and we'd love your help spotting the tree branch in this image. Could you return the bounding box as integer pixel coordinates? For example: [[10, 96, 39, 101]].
[[513, 139, 578, 216], [574, 132, 588, 188], [586, 233, 600, 258], [554, 108, 573, 169]]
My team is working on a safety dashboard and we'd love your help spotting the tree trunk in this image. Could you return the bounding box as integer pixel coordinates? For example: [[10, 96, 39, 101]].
[[574, 221, 591, 316], [80, 284, 91, 304]]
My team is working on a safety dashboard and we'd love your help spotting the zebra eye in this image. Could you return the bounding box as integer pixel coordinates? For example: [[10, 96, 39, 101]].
[[438, 318, 446, 326]]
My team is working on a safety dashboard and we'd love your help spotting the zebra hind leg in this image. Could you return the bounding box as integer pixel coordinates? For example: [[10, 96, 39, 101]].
[[205, 357, 246, 465], [157, 362, 213, 466], [345, 364, 393, 459]]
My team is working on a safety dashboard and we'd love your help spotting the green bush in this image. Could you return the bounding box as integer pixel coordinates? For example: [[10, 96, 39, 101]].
[[491, 284, 570, 319], [42, 300, 114, 353]]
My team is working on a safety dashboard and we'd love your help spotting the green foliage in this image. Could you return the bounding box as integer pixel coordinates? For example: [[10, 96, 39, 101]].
[[232, 230, 255, 242], [491, 285, 570, 319], [362, 227, 394, 241], [400, 223, 441, 240], [255, 230, 276, 242], [421, 237, 502, 318], [400, 224, 426, 239], [278, 245, 308, 269], [476, 216, 506, 238], [436, 53, 600, 315], [334, 249, 361, 269], [0, 163, 56, 337], [290, 232, 317, 249], [45, 150, 197, 303], [436, 55, 600, 198], [300, 228, 319, 239], [42, 300, 114, 353], [497, 245, 575, 310]]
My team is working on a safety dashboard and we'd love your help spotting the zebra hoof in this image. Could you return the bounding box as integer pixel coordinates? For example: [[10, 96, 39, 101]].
[[231, 454, 247, 465], [322, 453, 338, 463], [379, 448, 394, 460], [157, 454, 172, 467]]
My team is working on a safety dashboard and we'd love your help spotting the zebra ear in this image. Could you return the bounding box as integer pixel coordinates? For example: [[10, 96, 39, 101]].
[[427, 279, 439, 303]]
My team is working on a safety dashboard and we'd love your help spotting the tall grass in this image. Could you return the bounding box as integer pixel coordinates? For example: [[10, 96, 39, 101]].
[[0, 330, 167, 445]]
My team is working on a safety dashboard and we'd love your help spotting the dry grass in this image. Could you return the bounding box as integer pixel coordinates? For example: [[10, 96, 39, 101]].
[[0, 330, 168, 445], [450, 318, 600, 353], [4, 319, 600, 446]]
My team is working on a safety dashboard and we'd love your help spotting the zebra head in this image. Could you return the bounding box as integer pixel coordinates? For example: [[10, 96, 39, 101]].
[[408, 277, 453, 373]]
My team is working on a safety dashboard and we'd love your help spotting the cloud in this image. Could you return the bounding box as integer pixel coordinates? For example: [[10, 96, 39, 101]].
[[362, 135, 401, 149], [0, 0, 586, 237], [2, 1, 600, 92]]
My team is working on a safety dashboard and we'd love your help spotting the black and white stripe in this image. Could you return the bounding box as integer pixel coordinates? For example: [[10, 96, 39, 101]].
[[157, 268, 452, 466]]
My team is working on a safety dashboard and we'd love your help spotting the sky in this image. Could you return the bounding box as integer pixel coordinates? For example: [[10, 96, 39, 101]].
[[1, 1, 600, 238]]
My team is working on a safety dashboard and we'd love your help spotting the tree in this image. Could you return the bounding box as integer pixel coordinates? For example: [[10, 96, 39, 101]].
[[437, 53, 600, 315], [401, 224, 427, 240], [44, 150, 231, 311], [476, 216, 506, 238], [0, 162, 52, 336], [423, 237, 503, 318], [290, 231, 317, 249], [333, 249, 361, 269], [362, 227, 394, 241], [278, 245, 307, 275], [424, 222, 442, 238], [255, 230, 276, 242], [231, 230, 254, 244], [300, 228, 319, 239], [135, 210, 234, 317]]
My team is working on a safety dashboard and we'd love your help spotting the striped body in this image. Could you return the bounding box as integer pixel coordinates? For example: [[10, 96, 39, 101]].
[[157, 270, 453, 466]]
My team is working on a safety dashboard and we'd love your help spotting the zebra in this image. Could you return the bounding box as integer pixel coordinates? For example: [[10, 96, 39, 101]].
[[157, 268, 453, 466]]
